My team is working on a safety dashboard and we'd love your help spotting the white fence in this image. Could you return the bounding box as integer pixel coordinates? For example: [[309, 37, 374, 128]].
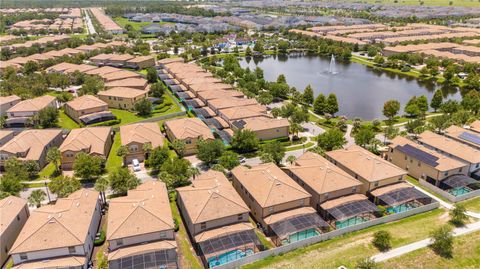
[[419, 179, 480, 202], [215, 202, 440, 269]]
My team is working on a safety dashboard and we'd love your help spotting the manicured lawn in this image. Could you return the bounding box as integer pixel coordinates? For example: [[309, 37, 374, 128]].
[[242, 208, 448, 269], [113, 17, 151, 31], [405, 176, 450, 203], [38, 162, 56, 179], [459, 197, 480, 213], [24, 182, 47, 188], [106, 133, 123, 173], [286, 142, 314, 152], [170, 199, 203, 269], [58, 110, 80, 129], [382, 230, 480, 269]]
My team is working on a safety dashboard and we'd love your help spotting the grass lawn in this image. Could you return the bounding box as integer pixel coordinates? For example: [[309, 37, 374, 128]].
[[382, 230, 480, 269], [286, 142, 314, 152], [242, 208, 449, 269], [170, 199, 203, 269], [58, 110, 80, 129], [38, 162, 56, 179], [249, 217, 275, 250], [458, 197, 480, 213], [346, 0, 480, 7], [405, 176, 450, 203], [24, 182, 47, 188], [105, 133, 123, 173]]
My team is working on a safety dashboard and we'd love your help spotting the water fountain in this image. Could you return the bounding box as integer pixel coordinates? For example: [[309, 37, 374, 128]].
[[328, 54, 338, 75]]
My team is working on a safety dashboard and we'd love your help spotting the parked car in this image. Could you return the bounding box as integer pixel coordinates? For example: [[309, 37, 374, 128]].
[[238, 156, 246, 163], [132, 159, 141, 172]]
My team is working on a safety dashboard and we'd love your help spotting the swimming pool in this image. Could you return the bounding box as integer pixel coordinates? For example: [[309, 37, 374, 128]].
[[336, 216, 369, 229], [449, 187, 471, 196], [387, 204, 416, 214], [281, 228, 319, 245], [208, 249, 254, 268]]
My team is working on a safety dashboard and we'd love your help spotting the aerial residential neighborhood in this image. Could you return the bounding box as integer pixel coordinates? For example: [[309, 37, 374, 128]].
[[0, 1, 480, 269]]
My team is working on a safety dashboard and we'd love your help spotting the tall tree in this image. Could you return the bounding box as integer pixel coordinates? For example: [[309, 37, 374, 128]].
[[231, 129, 259, 153], [382, 100, 400, 123], [317, 128, 346, 151], [313, 93, 326, 115], [109, 167, 140, 195], [416, 95, 429, 118], [354, 126, 375, 148], [34, 107, 58, 128], [259, 141, 285, 165], [430, 225, 454, 258], [197, 139, 225, 165], [302, 85, 314, 105], [46, 147, 61, 173], [325, 93, 339, 116], [94, 177, 110, 203], [430, 90, 443, 112], [146, 67, 158, 83], [134, 98, 152, 117], [171, 139, 186, 157], [218, 151, 240, 170], [73, 153, 105, 180]]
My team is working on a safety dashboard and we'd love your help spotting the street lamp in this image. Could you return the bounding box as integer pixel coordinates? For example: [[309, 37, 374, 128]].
[[44, 182, 51, 203]]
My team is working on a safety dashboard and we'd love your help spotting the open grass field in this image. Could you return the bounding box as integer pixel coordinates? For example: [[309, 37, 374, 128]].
[[348, 0, 480, 7], [113, 17, 172, 31], [459, 197, 480, 213], [242, 208, 449, 269], [58, 109, 80, 129], [382, 230, 480, 269]]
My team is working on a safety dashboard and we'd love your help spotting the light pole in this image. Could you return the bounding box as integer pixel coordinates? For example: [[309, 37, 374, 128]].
[[44, 182, 51, 203]]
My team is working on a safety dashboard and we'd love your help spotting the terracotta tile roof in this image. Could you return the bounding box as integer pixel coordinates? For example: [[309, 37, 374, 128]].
[[0, 129, 62, 162], [0, 196, 27, 234], [471, 120, 480, 133], [101, 70, 142, 82], [107, 181, 174, 240], [389, 136, 467, 171], [107, 54, 134, 61], [237, 117, 290, 132], [164, 118, 214, 140], [11, 256, 85, 269], [10, 189, 99, 254], [120, 122, 164, 148], [182, 77, 222, 85], [157, 58, 183, 65], [59, 127, 111, 156], [320, 194, 367, 210], [288, 152, 362, 195], [370, 182, 412, 197], [264, 206, 317, 225], [326, 145, 407, 182], [219, 105, 268, 121], [108, 240, 176, 261], [194, 222, 254, 243], [177, 170, 249, 224], [418, 130, 480, 164], [444, 125, 480, 149], [0, 95, 21, 106], [98, 87, 148, 98], [105, 78, 147, 89], [127, 55, 155, 63], [197, 90, 244, 101], [89, 53, 113, 61], [46, 62, 79, 72], [189, 83, 233, 94], [0, 130, 14, 143], [84, 66, 120, 75], [65, 95, 107, 111], [208, 98, 258, 110], [231, 163, 311, 208]]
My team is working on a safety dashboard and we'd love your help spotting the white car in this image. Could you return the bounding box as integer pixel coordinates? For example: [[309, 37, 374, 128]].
[[132, 159, 141, 172]]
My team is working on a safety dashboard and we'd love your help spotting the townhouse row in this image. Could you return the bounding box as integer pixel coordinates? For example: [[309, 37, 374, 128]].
[[158, 58, 290, 149]]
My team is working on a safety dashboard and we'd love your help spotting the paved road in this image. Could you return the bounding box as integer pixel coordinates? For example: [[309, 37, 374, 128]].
[[344, 124, 355, 147], [20, 187, 57, 207], [84, 9, 96, 35]]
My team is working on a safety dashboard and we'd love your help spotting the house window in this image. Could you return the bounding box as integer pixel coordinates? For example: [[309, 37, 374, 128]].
[[20, 253, 28, 260], [200, 222, 206, 230], [237, 214, 243, 221], [68, 246, 76, 254], [352, 187, 357, 193], [159, 231, 166, 238], [404, 156, 407, 160], [185, 139, 192, 145], [390, 148, 393, 153], [324, 193, 329, 199], [444, 172, 449, 176], [398, 177, 403, 181], [116, 239, 123, 246], [458, 168, 462, 172], [17, 214, 20, 221], [418, 161, 421, 167], [268, 207, 274, 213], [299, 199, 304, 206], [374, 182, 379, 187], [476, 164, 479, 168]]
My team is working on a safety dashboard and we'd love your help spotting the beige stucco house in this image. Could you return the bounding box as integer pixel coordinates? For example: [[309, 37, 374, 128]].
[[0, 196, 29, 267], [163, 118, 214, 155], [97, 87, 148, 110], [64, 95, 110, 123], [120, 122, 165, 164]]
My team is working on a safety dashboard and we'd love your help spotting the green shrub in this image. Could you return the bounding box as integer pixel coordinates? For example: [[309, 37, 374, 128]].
[[90, 119, 121, 127], [173, 218, 179, 232], [94, 230, 106, 246]]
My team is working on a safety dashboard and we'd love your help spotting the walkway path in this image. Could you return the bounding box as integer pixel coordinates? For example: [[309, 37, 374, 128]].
[[84, 9, 96, 35], [372, 220, 480, 262]]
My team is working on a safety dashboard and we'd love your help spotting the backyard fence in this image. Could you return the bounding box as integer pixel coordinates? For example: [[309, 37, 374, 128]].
[[214, 202, 440, 269], [419, 179, 480, 203]]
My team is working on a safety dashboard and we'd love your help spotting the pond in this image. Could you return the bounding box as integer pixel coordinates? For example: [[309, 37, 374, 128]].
[[239, 54, 462, 120]]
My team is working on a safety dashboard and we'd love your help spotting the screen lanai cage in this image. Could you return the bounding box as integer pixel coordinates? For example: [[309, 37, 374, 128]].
[[198, 229, 261, 268], [376, 187, 433, 214], [108, 248, 178, 269], [323, 199, 380, 229], [440, 174, 480, 196], [269, 212, 330, 246]]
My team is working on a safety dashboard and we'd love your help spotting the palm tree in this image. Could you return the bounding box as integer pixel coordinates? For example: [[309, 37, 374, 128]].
[[94, 177, 109, 204], [142, 142, 152, 159], [286, 155, 297, 165], [289, 122, 303, 139], [116, 146, 128, 166], [172, 140, 186, 157], [188, 166, 200, 180], [46, 147, 61, 174], [28, 189, 46, 208]]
